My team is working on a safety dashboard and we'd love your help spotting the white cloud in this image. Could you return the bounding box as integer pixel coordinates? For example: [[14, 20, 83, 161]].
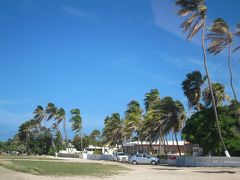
[[0, 99, 34, 105], [61, 5, 100, 20]]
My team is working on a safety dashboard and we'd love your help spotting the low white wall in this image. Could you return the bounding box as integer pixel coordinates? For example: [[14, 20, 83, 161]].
[[87, 154, 113, 160], [168, 156, 240, 167]]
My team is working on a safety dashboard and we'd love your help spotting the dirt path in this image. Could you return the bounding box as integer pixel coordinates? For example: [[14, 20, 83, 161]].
[[1, 159, 240, 180]]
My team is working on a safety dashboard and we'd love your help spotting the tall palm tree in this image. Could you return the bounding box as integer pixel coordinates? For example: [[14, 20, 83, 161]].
[[124, 100, 143, 146], [144, 89, 160, 111], [144, 89, 161, 153], [202, 83, 229, 107], [56, 108, 67, 146], [176, 0, 230, 157], [233, 22, 240, 56], [182, 71, 205, 110], [45, 103, 60, 150], [160, 97, 186, 156], [102, 113, 125, 152], [70, 109, 82, 150], [207, 18, 237, 101]]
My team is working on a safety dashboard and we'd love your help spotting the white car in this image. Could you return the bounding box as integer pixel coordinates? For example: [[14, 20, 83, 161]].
[[113, 152, 129, 162]]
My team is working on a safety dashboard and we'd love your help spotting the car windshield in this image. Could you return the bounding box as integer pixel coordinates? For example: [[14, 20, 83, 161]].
[[117, 152, 125, 155]]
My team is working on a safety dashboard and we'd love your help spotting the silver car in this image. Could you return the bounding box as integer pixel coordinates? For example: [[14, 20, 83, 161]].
[[128, 153, 159, 165]]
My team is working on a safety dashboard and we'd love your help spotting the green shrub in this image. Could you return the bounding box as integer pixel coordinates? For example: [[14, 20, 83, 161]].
[[93, 149, 102, 154]]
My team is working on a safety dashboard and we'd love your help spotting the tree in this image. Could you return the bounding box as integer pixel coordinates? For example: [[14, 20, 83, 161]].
[[144, 89, 160, 112], [45, 102, 59, 149], [70, 109, 83, 150], [158, 97, 186, 156], [182, 71, 205, 110], [56, 108, 67, 145], [182, 105, 240, 156], [233, 22, 240, 63], [90, 129, 101, 141], [202, 83, 229, 107], [207, 18, 237, 101], [124, 100, 143, 145], [102, 113, 125, 152], [33, 105, 45, 131], [175, 0, 230, 157], [143, 89, 161, 153], [18, 119, 38, 155]]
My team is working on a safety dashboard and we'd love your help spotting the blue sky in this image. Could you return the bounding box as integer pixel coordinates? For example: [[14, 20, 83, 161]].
[[0, 0, 240, 140]]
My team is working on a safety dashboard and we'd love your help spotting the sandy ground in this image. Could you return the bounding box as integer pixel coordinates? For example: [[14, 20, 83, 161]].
[[0, 158, 240, 180]]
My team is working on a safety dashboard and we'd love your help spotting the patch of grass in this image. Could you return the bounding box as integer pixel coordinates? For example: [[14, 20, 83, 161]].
[[0, 154, 56, 160], [0, 160, 129, 177]]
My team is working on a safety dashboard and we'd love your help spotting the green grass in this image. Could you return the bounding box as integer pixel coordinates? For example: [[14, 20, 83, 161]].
[[0, 160, 129, 177], [0, 154, 57, 160]]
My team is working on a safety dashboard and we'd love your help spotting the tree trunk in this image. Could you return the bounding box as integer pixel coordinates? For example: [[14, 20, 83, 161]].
[[121, 142, 125, 153], [63, 119, 68, 148], [175, 133, 181, 156], [140, 141, 143, 153], [163, 137, 167, 155], [80, 129, 83, 151], [165, 137, 169, 154], [172, 133, 175, 154], [56, 124, 63, 144], [149, 137, 154, 154], [228, 45, 238, 101], [201, 20, 230, 157], [158, 128, 161, 155]]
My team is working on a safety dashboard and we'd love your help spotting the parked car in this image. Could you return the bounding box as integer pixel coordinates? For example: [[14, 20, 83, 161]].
[[112, 152, 129, 162], [128, 153, 159, 165]]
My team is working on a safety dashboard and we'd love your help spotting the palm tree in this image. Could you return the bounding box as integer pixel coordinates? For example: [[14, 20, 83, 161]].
[[124, 100, 143, 147], [70, 109, 82, 150], [102, 113, 125, 152], [33, 105, 45, 131], [233, 22, 240, 56], [202, 83, 229, 107], [144, 89, 160, 111], [207, 18, 237, 101], [176, 0, 230, 157], [160, 97, 186, 156], [45, 103, 60, 151], [144, 89, 161, 153], [182, 71, 205, 110], [56, 108, 67, 146], [46, 102, 57, 121]]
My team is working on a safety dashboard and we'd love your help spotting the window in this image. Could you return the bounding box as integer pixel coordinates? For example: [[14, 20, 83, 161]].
[[136, 154, 142, 157]]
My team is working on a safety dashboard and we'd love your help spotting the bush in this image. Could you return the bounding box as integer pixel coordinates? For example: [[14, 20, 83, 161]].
[[93, 149, 102, 154]]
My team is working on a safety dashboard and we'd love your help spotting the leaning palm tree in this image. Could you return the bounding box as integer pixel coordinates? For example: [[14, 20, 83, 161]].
[[207, 18, 237, 101], [176, 0, 230, 157], [144, 89, 160, 112], [56, 108, 67, 146], [124, 100, 143, 144], [70, 109, 82, 150], [33, 105, 45, 131], [102, 113, 125, 152], [182, 71, 205, 110], [160, 97, 186, 156], [144, 89, 161, 153]]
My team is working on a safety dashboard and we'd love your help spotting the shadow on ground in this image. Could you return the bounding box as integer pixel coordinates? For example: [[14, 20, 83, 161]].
[[193, 171, 236, 174]]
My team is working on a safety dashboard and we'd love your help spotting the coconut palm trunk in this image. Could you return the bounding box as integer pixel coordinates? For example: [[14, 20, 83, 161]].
[[201, 21, 230, 157], [63, 118, 68, 147], [174, 133, 181, 156], [228, 45, 237, 101], [158, 128, 162, 155]]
